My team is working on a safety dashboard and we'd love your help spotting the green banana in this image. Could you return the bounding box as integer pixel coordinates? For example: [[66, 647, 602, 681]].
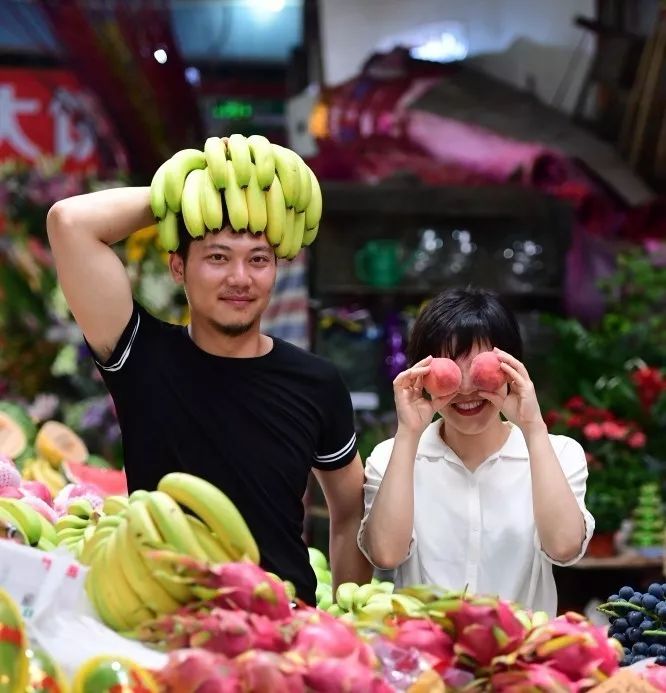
[[37, 536, 56, 552], [302, 224, 319, 247], [163, 148, 206, 213], [272, 144, 300, 208], [0, 506, 27, 544], [247, 134, 275, 190], [200, 169, 224, 232], [287, 210, 306, 260], [304, 165, 322, 232], [226, 134, 252, 188], [157, 472, 259, 564], [0, 499, 41, 545], [102, 495, 129, 516], [157, 209, 179, 252], [245, 167, 267, 235], [55, 527, 85, 544], [224, 160, 249, 232], [96, 514, 123, 530], [264, 176, 287, 247], [145, 491, 207, 560], [67, 498, 95, 519], [181, 168, 207, 239], [149, 161, 168, 220], [294, 155, 312, 213], [35, 512, 57, 545], [275, 207, 295, 259], [335, 582, 359, 612], [55, 514, 88, 532], [204, 136, 228, 189]]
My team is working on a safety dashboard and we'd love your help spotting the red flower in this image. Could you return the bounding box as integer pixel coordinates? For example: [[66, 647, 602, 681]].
[[566, 415, 584, 428], [565, 396, 585, 411], [583, 423, 603, 440], [632, 366, 666, 411], [627, 431, 646, 448], [544, 411, 560, 428], [601, 421, 628, 440]]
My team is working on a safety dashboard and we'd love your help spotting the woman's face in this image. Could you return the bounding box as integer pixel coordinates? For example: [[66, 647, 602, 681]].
[[439, 341, 509, 436]]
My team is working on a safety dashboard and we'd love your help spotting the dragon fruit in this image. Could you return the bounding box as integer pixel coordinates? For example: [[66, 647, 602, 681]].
[[147, 552, 291, 619], [157, 649, 240, 693], [0, 457, 21, 488], [490, 662, 575, 692], [53, 483, 103, 517], [138, 607, 289, 658], [19, 481, 52, 506], [0, 486, 22, 499], [390, 618, 454, 667], [303, 656, 394, 693], [644, 663, 666, 690], [18, 494, 57, 524], [235, 650, 305, 693], [518, 611, 621, 687]]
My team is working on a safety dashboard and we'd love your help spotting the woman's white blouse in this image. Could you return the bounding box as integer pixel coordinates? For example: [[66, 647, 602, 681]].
[[358, 422, 595, 617]]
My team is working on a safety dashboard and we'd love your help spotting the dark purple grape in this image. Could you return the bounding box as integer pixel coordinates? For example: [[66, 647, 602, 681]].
[[629, 594, 643, 606], [648, 583, 665, 599], [614, 618, 629, 633], [608, 593, 620, 603], [628, 611, 644, 627], [628, 627, 643, 642], [619, 586, 635, 600], [640, 619, 656, 631], [632, 655, 647, 663], [657, 603, 666, 621], [632, 642, 649, 656], [655, 656, 666, 666], [613, 633, 628, 646], [648, 643, 665, 658], [642, 594, 659, 611]]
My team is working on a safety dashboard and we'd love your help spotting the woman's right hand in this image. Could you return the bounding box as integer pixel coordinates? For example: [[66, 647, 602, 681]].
[[393, 356, 454, 435]]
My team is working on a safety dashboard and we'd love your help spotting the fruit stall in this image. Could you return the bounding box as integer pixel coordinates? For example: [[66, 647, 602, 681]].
[[0, 410, 664, 692]]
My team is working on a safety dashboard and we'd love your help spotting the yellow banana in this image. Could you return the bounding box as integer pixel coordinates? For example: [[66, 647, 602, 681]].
[[86, 560, 127, 631], [67, 498, 95, 519], [302, 224, 319, 247], [79, 525, 115, 566], [55, 527, 85, 544], [0, 506, 28, 544], [275, 207, 295, 260], [37, 536, 56, 552], [186, 514, 232, 564], [55, 514, 88, 532], [245, 167, 267, 235], [157, 209, 179, 252], [102, 495, 129, 516], [145, 491, 207, 560], [287, 210, 306, 260], [125, 500, 192, 603], [294, 156, 312, 213], [149, 161, 168, 220], [129, 489, 150, 504], [200, 169, 224, 232], [35, 512, 57, 545], [0, 498, 41, 545], [115, 517, 181, 615], [224, 160, 249, 232], [32, 459, 66, 496], [96, 514, 123, 530], [264, 177, 287, 248], [272, 145, 300, 208], [181, 169, 207, 239], [163, 148, 206, 213], [226, 133, 252, 187], [247, 134, 275, 190], [157, 472, 259, 564], [304, 165, 322, 232], [204, 136, 228, 189]]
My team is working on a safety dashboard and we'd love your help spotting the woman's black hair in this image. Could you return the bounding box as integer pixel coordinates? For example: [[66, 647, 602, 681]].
[[407, 288, 523, 365]]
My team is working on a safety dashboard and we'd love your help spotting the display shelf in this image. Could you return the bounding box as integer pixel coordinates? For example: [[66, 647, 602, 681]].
[[573, 553, 664, 570]]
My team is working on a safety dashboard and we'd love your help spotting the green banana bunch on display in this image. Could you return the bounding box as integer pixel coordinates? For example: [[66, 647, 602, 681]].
[[149, 134, 322, 259], [0, 498, 57, 551], [84, 473, 260, 631]]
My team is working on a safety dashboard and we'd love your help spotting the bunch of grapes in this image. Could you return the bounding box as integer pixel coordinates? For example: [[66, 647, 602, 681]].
[[601, 583, 666, 667]]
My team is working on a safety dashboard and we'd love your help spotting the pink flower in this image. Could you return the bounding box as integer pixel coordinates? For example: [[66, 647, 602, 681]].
[[601, 421, 628, 440], [583, 423, 603, 440], [627, 431, 646, 448]]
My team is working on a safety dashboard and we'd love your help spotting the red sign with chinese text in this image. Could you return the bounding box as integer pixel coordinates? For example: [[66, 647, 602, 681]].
[[0, 68, 110, 172]]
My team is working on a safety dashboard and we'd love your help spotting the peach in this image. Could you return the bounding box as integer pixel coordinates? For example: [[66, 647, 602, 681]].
[[423, 358, 462, 398], [470, 351, 506, 391]]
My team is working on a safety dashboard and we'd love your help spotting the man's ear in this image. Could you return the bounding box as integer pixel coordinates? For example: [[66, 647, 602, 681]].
[[169, 252, 185, 284]]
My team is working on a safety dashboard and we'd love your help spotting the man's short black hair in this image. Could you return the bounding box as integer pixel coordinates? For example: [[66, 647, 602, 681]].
[[407, 288, 523, 365]]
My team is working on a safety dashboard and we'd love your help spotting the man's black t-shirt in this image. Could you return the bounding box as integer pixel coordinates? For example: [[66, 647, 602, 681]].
[[90, 301, 357, 605]]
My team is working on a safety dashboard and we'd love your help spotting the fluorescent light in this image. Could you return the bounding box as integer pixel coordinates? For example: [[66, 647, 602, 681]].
[[153, 49, 168, 64], [248, 0, 285, 13]]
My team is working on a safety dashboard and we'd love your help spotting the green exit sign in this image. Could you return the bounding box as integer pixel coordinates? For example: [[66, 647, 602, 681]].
[[211, 100, 254, 120]]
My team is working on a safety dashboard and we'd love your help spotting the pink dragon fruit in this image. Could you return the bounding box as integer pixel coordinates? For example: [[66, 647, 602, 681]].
[[390, 618, 454, 667], [53, 483, 103, 517], [157, 649, 240, 693], [290, 609, 376, 667], [518, 611, 621, 687], [435, 597, 527, 669], [303, 656, 394, 693], [234, 650, 306, 693], [146, 552, 291, 620], [0, 486, 22, 499], [20, 480, 53, 506], [643, 663, 666, 690], [490, 662, 576, 692], [137, 607, 289, 658], [0, 457, 21, 488], [18, 494, 58, 524]]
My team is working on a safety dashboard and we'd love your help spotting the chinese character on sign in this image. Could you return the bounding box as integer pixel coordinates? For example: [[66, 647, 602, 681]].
[[50, 88, 96, 162], [0, 84, 41, 158]]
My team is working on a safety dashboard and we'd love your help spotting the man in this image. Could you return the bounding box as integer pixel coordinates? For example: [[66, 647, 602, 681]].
[[46, 182, 372, 605]]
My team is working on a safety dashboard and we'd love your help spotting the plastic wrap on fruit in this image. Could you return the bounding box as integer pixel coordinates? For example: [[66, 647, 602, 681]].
[[371, 637, 441, 691]]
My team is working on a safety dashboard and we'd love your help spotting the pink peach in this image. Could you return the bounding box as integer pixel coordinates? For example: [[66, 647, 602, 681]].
[[423, 358, 462, 398], [470, 351, 506, 391]]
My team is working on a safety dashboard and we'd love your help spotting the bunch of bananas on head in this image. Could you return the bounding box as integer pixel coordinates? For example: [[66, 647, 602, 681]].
[[150, 134, 322, 260]]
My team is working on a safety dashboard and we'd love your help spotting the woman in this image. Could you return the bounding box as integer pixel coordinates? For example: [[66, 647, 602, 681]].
[[358, 288, 594, 616]]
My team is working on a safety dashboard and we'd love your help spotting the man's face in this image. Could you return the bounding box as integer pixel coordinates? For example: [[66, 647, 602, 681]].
[[169, 228, 277, 336]]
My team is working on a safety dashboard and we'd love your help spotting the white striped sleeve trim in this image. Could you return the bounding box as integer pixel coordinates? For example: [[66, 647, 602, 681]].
[[96, 314, 141, 372], [314, 432, 357, 464]]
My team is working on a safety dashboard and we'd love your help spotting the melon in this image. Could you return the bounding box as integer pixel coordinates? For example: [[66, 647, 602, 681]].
[[0, 403, 36, 446], [35, 421, 88, 467], [0, 413, 28, 460], [62, 461, 128, 497]]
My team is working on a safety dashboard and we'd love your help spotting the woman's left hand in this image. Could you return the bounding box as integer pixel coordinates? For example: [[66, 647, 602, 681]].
[[477, 348, 545, 432]]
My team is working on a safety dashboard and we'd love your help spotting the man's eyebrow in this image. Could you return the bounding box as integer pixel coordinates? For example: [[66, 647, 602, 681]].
[[203, 243, 271, 253]]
